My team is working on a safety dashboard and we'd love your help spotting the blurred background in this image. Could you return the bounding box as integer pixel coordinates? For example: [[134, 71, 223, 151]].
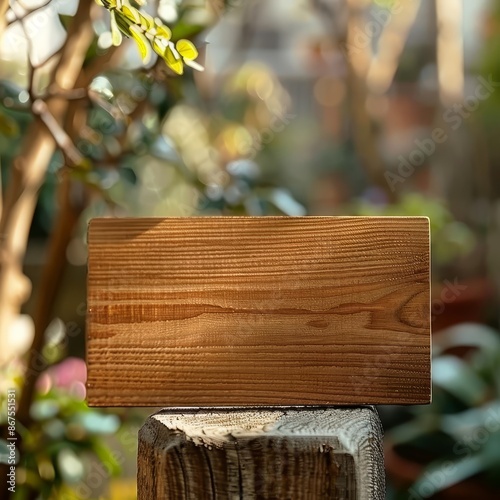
[[1, 0, 500, 498]]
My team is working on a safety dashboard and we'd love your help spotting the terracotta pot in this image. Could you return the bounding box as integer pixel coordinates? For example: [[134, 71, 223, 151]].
[[432, 277, 495, 334], [385, 441, 499, 499]]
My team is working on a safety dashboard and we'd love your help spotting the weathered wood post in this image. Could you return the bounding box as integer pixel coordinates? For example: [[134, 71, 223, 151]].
[[86, 217, 430, 499]]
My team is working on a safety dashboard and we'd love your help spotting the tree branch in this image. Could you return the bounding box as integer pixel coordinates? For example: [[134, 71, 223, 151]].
[[0, 0, 9, 37], [0, 0, 94, 385], [435, 0, 464, 106], [343, 0, 397, 202], [366, 0, 421, 95]]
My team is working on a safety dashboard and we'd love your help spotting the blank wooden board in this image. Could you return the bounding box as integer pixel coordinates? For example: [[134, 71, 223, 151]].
[[86, 216, 430, 406]]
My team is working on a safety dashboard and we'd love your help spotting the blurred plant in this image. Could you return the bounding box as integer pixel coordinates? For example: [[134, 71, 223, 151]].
[[387, 323, 500, 497], [0, 1, 302, 498], [0, 356, 133, 499], [142, 62, 304, 216], [356, 192, 476, 270]]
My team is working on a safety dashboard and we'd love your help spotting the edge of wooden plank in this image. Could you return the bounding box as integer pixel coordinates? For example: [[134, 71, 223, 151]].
[[86, 216, 431, 407]]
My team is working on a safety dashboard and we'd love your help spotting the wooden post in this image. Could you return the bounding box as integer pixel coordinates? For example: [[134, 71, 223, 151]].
[[137, 407, 384, 499]]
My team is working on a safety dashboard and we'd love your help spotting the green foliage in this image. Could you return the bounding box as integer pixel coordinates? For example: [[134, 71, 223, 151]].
[[388, 323, 500, 495], [96, 0, 203, 74], [356, 193, 476, 269], [1, 383, 123, 499]]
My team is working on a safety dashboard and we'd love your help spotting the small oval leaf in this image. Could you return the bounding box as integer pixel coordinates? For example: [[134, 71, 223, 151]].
[[122, 4, 140, 23], [110, 11, 123, 46], [176, 39, 198, 60], [164, 44, 183, 74], [129, 25, 153, 64], [155, 20, 172, 41]]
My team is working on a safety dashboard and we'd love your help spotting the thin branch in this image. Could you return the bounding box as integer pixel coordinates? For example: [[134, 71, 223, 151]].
[[14, 40, 122, 451], [32, 99, 85, 166], [47, 85, 87, 100], [88, 89, 127, 122], [344, 0, 397, 202]]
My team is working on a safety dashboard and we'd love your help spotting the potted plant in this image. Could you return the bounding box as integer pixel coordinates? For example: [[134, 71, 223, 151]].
[[385, 322, 500, 499]]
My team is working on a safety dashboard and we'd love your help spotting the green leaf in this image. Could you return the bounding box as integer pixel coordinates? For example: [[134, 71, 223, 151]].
[[412, 455, 484, 496], [138, 11, 155, 31], [75, 412, 120, 434], [442, 402, 500, 441], [433, 356, 489, 406], [176, 39, 198, 60], [58, 448, 85, 483], [154, 18, 172, 40], [152, 38, 167, 57], [164, 44, 183, 75], [110, 10, 123, 46], [121, 4, 140, 23], [30, 400, 60, 421], [389, 413, 441, 445], [129, 25, 152, 64], [433, 323, 500, 357], [171, 21, 205, 41], [0, 111, 19, 137], [92, 440, 122, 476]]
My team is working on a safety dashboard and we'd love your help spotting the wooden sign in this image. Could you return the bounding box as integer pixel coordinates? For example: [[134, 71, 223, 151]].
[[86, 217, 430, 406]]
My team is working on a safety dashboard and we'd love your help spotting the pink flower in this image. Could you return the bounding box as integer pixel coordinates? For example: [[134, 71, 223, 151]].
[[37, 357, 87, 400]]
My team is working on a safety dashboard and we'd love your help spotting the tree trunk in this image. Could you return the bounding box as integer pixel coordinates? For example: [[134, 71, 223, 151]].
[[0, 1, 93, 366]]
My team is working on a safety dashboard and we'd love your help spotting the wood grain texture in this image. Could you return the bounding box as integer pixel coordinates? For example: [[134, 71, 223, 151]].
[[137, 407, 385, 500], [86, 216, 430, 406]]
